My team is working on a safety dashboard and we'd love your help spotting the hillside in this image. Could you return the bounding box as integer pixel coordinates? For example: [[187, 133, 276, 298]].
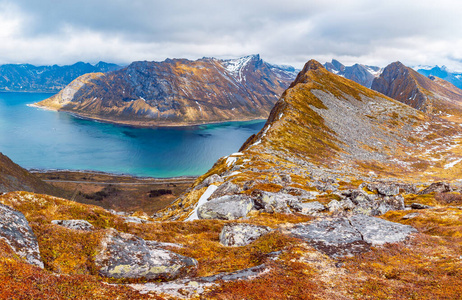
[[35, 55, 298, 126], [0, 152, 62, 196], [0, 62, 121, 93], [372, 61, 462, 121]]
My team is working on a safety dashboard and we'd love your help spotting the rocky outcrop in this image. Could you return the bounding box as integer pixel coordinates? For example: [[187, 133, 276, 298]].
[[289, 215, 417, 257], [197, 195, 254, 220], [35, 55, 298, 126], [252, 190, 299, 214], [95, 229, 197, 280], [418, 182, 452, 194], [51, 219, 94, 231], [0, 203, 43, 268], [219, 223, 273, 247]]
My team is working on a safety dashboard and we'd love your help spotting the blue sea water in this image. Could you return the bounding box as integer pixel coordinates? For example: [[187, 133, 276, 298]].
[[0, 92, 265, 177]]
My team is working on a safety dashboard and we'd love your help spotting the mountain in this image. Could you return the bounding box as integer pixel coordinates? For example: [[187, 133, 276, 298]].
[[372, 61, 462, 121], [35, 55, 298, 126], [162, 59, 462, 221], [0, 62, 121, 93], [417, 65, 462, 90], [324, 59, 382, 88], [0, 152, 61, 196]]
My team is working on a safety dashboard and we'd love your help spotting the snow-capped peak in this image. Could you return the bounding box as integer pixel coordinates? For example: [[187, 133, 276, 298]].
[[221, 55, 259, 82]]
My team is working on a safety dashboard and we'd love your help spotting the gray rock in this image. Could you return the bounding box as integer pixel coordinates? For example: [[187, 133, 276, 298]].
[[348, 214, 417, 245], [252, 191, 297, 214], [298, 201, 326, 215], [123, 216, 151, 224], [289, 214, 417, 257], [219, 223, 272, 247], [95, 229, 197, 280], [327, 200, 343, 212], [340, 199, 355, 211], [374, 195, 405, 215], [51, 219, 94, 231], [210, 181, 242, 199], [418, 182, 452, 195], [198, 174, 224, 189], [411, 203, 433, 209], [0, 203, 43, 268], [197, 195, 253, 220], [365, 182, 400, 196], [402, 212, 420, 219]]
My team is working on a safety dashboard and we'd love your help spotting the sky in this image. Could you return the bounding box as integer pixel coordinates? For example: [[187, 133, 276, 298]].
[[1, 0, 462, 70]]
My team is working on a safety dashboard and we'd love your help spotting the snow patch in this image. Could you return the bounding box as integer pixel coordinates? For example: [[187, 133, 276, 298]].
[[185, 185, 218, 221], [444, 158, 462, 169], [226, 156, 238, 167]]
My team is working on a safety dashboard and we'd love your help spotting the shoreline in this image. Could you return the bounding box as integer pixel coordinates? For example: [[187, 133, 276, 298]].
[[30, 102, 267, 128], [29, 168, 198, 181]]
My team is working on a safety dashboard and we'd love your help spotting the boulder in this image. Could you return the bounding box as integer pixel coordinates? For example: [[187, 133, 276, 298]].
[[327, 200, 343, 213], [219, 223, 272, 247], [210, 181, 242, 199], [197, 195, 253, 220], [122, 216, 151, 224], [411, 203, 433, 210], [402, 212, 420, 219], [365, 182, 400, 196], [0, 203, 43, 268], [51, 219, 94, 231], [289, 215, 417, 257], [418, 182, 452, 195], [252, 191, 298, 214], [95, 229, 197, 280], [374, 195, 405, 215], [201, 174, 224, 187], [297, 201, 326, 215]]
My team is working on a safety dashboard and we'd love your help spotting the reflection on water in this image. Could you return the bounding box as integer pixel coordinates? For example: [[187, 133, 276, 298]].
[[0, 92, 265, 177]]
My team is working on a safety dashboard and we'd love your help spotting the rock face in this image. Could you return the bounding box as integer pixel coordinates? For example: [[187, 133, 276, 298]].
[[95, 229, 197, 280], [51, 219, 94, 231], [0, 152, 61, 196], [290, 215, 417, 257], [219, 223, 272, 247], [371, 61, 462, 118], [0, 203, 44, 268], [324, 59, 382, 88], [35, 55, 298, 126], [0, 61, 120, 93], [197, 195, 254, 220]]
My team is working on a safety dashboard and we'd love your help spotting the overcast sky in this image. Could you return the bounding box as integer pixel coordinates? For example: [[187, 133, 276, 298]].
[[1, 0, 462, 70]]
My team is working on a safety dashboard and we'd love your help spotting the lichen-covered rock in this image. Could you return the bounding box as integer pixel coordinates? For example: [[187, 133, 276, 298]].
[[95, 229, 197, 280], [252, 191, 298, 213], [374, 195, 405, 215], [197, 195, 253, 220], [219, 223, 272, 247], [51, 219, 94, 231], [364, 182, 400, 196], [327, 200, 343, 212], [418, 182, 452, 195], [0, 203, 44, 268], [210, 181, 242, 199], [122, 216, 151, 224], [289, 215, 417, 257], [297, 201, 326, 215], [200, 174, 224, 187], [411, 203, 433, 209]]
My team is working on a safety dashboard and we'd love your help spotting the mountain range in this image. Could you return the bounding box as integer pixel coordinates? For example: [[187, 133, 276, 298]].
[[324, 59, 382, 88], [35, 55, 298, 126], [0, 62, 121, 93], [417, 65, 462, 90]]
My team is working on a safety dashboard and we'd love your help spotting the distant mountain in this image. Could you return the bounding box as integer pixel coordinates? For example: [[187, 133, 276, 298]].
[[0, 62, 121, 93], [0, 152, 61, 196], [324, 59, 382, 88], [35, 55, 299, 126], [372, 61, 462, 120], [417, 65, 462, 90]]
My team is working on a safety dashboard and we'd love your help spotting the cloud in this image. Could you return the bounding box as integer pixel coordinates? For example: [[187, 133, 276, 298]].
[[1, 0, 462, 70]]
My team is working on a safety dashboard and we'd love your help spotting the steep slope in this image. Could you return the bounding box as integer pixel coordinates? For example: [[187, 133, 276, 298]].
[[0, 153, 62, 196], [35, 55, 298, 126], [324, 59, 382, 88], [372, 62, 462, 121], [418, 65, 462, 89], [162, 60, 462, 221], [0, 62, 121, 93]]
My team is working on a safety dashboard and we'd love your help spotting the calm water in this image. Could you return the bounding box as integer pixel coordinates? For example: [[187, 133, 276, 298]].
[[0, 92, 265, 177]]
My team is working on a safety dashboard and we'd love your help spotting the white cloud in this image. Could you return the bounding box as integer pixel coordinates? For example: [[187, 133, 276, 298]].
[[1, 0, 462, 70]]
